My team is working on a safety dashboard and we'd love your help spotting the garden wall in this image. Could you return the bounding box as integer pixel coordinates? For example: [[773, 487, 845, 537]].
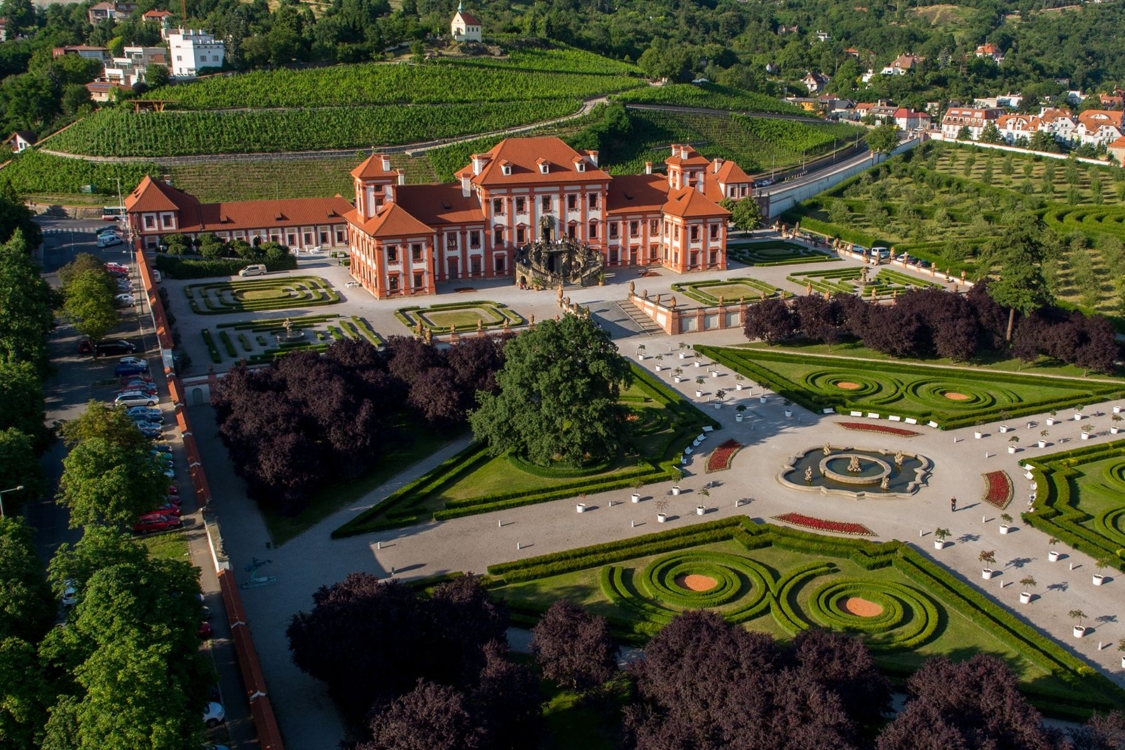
[[627, 292, 747, 335], [928, 134, 1114, 168]]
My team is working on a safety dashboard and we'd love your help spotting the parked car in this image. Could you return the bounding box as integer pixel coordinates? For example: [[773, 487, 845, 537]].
[[238, 264, 266, 277], [97, 234, 123, 248], [118, 356, 147, 368], [86, 339, 135, 356], [135, 424, 163, 439], [127, 406, 162, 420], [202, 702, 226, 728], [115, 363, 147, 377], [114, 293, 136, 307], [61, 579, 78, 607], [198, 621, 214, 640], [167, 484, 179, 495], [133, 514, 182, 534], [129, 415, 162, 429], [121, 382, 158, 396], [148, 503, 180, 517], [106, 262, 128, 272], [152, 444, 173, 455], [116, 391, 157, 408]]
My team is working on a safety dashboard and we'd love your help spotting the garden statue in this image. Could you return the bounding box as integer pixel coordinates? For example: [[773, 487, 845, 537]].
[[669, 296, 677, 310], [477, 319, 483, 332], [450, 323, 456, 335], [629, 280, 635, 295], [894, 450, 905, 467], [847, 455, 862, 474], [530, 314, 535, 326], [806, 281, 813, 295], [503, 319, 510, 330], [823, 444, 831, 456], [870, 287, 877, 302], [739, 296, 745, 305], [424, 328, 433, 344], [642, 289, 648, 299], [824, 291, 830, 300], [880, 476, 890, 491], [760, 291, 766, 300], [557, 285, 564, 305], [805, 466, 813, 484], [860, 267, 869, 284], [718, 295, 724, 306], [416, 320, 424, 336]]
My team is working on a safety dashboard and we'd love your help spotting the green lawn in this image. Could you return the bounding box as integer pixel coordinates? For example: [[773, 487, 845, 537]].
[[394, 301, 524, 334], [697, 345, 1125, 429], [333, 366, 718, 537], [263, 427, 460, 546], [484, 518, 1125, 719], [137, 528, 191, 561], [670, 276, 784, 306], [185, 276, 340, 315]]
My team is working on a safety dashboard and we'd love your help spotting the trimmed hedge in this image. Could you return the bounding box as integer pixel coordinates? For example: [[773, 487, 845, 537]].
[[201, 328, 221, 364], [153, 253, 297, 280]]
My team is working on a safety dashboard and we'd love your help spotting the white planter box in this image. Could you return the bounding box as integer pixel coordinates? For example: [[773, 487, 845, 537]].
[[671, 487, 681, 496], [999, 525, 1011, 534], [1020, 592, 1032, 604], [1093, 574, 1104, 586], [696, 506, 705, 516], [1008, 446, 1017, 454], [1048, 550, 1060, 562], [1038, 441, 1047, 448], [1114, 405, 1122, 414], [1074, 413, 1084, 421], [695, 390, 703, 397], [673, 377, 682, 383], [1112, 427, 1121, 434], [576, 504, 586, 513], [713, 403, 721, 410], [1046, 418, 1056, 426], [711, 371, 718, 378], [654, 365, 663, 372], [934, 540, 945, 550], [974, 431, 983, 439], [1073, 626, 1086, 638], [736, 384, 744, 390], [982, 569, 994, 580], [657, 513, 667, 523], [735, 414, 744, 422], [694, 361, 702, 368], [999, 425, 1010, 433], [759, 396, 767, 403], [784, 410, 793, 418], [1081, 432, 1091, 440], [631, 493, 641, 503]]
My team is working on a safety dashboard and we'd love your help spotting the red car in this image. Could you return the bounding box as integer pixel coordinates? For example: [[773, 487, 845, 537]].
[[167, 485, 179, 496], [133, 514, 182, 534], [120, 375, 154, 388], [148, 503, 181, 516], [198, 621, 214, 640]]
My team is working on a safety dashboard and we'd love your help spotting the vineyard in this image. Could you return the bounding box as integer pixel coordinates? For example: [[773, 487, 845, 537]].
[[0, 150, 161, 197], [614, 82, 807, 116], [144, 54, 644, 110], [46, 100, 583, 157]]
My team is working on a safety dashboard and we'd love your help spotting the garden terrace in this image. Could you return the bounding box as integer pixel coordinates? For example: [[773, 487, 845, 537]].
[[332, 365, 718, 536], [669, 277, 786, 306], [726, 239, 838, 267], [482, 517, 1125, 720], [1022, 440, 1125, 571], [785, 267, 941, 298], [200, 314, 382, 365], [695, 346, 1125, 430], [184, 276, 340, 315], [394, 301, 524, 334]]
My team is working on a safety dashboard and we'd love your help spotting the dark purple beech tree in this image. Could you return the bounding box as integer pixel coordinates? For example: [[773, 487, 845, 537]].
[[624, 610, 858, 750], [876, 654, 1064, 750], [359, 681, 486, 750], [530, 599, 617, 693], [790, 628, 891, 729], [424, 575, 510, 686], [469, 640, 543, 750], [743, 297, 798, 344], [1070, 711, 1125, 750]]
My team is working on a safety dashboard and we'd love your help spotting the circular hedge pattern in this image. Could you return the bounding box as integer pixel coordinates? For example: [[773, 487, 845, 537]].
[[808, 579, 941, 649], [905, 380, 999, 410], [803, 370, 895, 401], [1095, 507, 1125, 546], [640, 552, 767, 611], [1101, 460, 1125, 493]]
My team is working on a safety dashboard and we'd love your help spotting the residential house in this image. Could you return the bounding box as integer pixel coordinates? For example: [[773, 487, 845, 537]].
[[142, 9, 174, 38], [881, 54, 924, 76], [1099, 93, 1123, 109], [85, 80, 130, 102], [450, 2, 482, 43], [0, 18, 7, 42], [940, 107, 1005, 140], [1066, 90, 1086, 106], [845, 47, 862, 58], [1108, 136, 1125, 164], [1075, 110, 1125, 147], [52, 46, 110, 64], [818, 96, 855, 116], [4, 131, 35, 153], [87, 1, 136, 25], [974, 43, 1004, 64], [125, 177, 353, 252], [105, 46, 168, 87], [893, 108, 930, 131], [168, 29, 225, 78], [801, 71, 830, 94], [815, 30, 831, 42], [345, 137, 743, 299]]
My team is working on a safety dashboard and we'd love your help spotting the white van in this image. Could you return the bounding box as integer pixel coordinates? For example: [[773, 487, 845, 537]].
[[238, 264, 266, 277], [97, 234, 123, 248]]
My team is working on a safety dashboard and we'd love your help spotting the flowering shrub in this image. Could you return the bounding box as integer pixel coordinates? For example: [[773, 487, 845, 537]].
[[705, 439, 743, 473], [836, 421, 921, 437], [983, 471, 1013, 509], [773, 512, 875, 536]]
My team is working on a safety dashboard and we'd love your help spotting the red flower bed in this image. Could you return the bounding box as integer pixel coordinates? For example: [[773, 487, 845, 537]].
[[705, 439, 743, 473], [982, 471, 1013, 509], [836, 421, 921, 438], [773, 512, 875, 536]]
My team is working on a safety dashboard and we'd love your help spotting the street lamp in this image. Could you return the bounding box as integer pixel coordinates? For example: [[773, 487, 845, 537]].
[[0, 485, 24, 519]]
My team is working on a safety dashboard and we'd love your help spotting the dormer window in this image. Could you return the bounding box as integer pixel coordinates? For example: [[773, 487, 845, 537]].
[[502, 165, 512, 176], [576, 162, 585, 172], [537, 158, 549, 175]]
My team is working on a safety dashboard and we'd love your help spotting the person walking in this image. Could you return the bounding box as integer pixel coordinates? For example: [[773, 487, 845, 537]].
[[950, 497, 957, 512]]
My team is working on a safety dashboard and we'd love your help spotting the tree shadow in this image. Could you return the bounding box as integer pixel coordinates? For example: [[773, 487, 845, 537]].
[[1005, 557, 1033, 569], [1046, 582, 1068, 593], [1095, 614, 1117, 624], [958, 533, 979, 543]]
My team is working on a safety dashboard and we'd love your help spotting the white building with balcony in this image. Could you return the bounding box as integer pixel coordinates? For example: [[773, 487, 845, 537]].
[[168, 29, 225, 78]]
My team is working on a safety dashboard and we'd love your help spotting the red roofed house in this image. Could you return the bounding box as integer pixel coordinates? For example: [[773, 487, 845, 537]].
[[451, 2, 482, 42], [1109, 136, 1125, 165], [893, 108, 930, 131], [4, 131, 36, 153], [142, 9, 174, 38], [1076, 110, 1125, 147], [941, 107, 1004, 140], [125, 177, 353, 252], [345, 137, 744, 299], [974, 43, 1004, 64]]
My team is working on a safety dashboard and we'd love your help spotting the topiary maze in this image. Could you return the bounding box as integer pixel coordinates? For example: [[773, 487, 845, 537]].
[[697, 346, 1125, 429], [785, 267, 941, 299], [185, 275, 340, 314], [670, 277, 787, 306], [199, 314, 383, 365], [394, 300, 524, 334], [726, 240, 837, 267], [1022, 440, 1125, 571], [483, 517, 1125, 719]]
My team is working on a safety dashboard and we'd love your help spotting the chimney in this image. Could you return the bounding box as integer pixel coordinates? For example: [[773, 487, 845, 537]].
[[713, 158, 723, 173], [681, 145, 690, 159], [461, 175, 471, 198], [381, 155, 391, 172], [645, 161, 653, 175], [396, 168, 405, 186], [696, 176, 704, 194], [587, 150, 598, 166]]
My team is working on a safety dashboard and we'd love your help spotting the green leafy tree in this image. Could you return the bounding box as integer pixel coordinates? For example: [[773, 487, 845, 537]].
[[0, 518, 54, 643], [0, 187, 40, 249], [719, 197, 763, 231], [0, 428, 43, 515], [63, 270, 118, 343], [0, 230, 52, 372], [145, 65, 170, 90], [979, 122, 1002, 144], [56, 438, 168, 528], [0, 636, 52, 750], [0, 361, 46, 443], [470, 315, 632, 466], [57, 253, 107, 291], [47, 525, 148, 600], [866, 123, 899, 155], [956, 125, 972, 141], [61, 401, 149, 452], [987, 223, 1054, 340]]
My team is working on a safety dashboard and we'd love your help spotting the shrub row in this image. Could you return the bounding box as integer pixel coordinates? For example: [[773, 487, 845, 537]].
[[201, 328, 221, 364], [506, 453, 613, 478], [218, 330, 237, 358], [152, 253, 297, 279]]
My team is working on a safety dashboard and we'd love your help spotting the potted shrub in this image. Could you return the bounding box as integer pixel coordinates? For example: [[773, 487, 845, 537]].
[[1093, 558, 1111, 586], [673, 367, 684, 383], [694, 358, 703, 369], [636, 344, 647, 361], [999, 424, 1010, 433], [1007, 436, 1019, 454], [974, 422, 984, 439], [1074, 406, 1085, 421], [1114, 404, 1122, 414], [656, 498, 669, 523], [710, 364, 719, 378], [670, 467, 683, 496], [783, 399, 793, 418], [678, 342, 689, 359], [654, 354, 664, 372], [735, 373, 746, 391], [933, 527, 951, 550], [759, 392, 768, 403], [1046, 410, 1057, 426], [1070, 609, 1087, 638], [1038, 430, 1048, 448], [736, 404, 747, 423], [1112, 414, 1122, 434], [1080, 424, 1093, 441], [1019, 576, 1036, 604], [714, 389, 725, 409], [1047, 537, 1061, 562], [576, 493, 587, 513], [697, 488, 709, 515], [999, 513, 1013, 534], [695, 377, 705, 398], [979, 549, 997, 579], [631, 481, 643, 504]]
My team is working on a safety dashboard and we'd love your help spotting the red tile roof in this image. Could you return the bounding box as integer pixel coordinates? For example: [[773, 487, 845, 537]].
[[607, 175, 669, 215], [472, 136, 609, 187], [1078, 110, 1124, 129], [142, 9, 173, 17], [351, 154, 397, 180], [456, 10, 481, 25], [347, 201, 432, 239], [662, 187, 729, 219], [397, 183, 485, 226], [665, 144, 710, 168], [125, 176, 189, 213]]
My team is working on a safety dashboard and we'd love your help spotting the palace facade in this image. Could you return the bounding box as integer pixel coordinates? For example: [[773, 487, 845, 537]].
[[345, 136, 749, 299]]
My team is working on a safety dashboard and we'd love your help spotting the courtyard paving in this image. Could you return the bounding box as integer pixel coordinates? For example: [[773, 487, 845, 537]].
[[192, 309, 1125, 749]]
